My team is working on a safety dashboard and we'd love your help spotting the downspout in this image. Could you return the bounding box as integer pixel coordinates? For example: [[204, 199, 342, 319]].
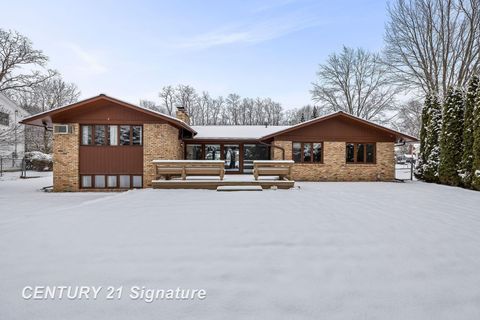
[[258, 140, 285, 160]]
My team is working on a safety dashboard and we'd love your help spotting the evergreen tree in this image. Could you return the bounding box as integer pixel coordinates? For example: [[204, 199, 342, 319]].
[[300, 113, 305, 122], [414, 96, 430, 179], [423, 94, 442, 182], [439, 87, 465, 186], [460, 75, 479, 188], [312, 106, 319, 118], [472, 85, 480, 190]]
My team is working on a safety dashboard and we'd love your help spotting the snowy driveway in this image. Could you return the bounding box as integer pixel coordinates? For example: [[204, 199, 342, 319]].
[[1, 173, 480, 319]]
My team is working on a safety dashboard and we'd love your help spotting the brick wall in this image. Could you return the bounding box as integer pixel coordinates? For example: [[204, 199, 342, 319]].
[[143, 124, 183, 187], [52, 123, 79, 191], [273, 140, 395, 181]]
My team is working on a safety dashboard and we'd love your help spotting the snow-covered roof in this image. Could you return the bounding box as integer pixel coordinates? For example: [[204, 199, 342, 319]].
[[191, 125, 291, 140]]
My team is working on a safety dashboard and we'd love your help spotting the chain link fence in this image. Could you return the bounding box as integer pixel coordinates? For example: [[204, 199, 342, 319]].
[[0, 157, 25, 176]]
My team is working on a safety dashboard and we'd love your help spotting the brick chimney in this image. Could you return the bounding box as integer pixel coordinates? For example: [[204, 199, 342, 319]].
[[176, 106, 190, 125]]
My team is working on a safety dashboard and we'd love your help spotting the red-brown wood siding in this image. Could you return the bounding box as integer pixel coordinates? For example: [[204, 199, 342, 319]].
[[274, 117, 397, 142], [52, 100, 166, 124], [79, 146, 143, 174]]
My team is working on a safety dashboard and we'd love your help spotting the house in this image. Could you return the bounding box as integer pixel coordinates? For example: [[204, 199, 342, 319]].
[[0, 93, 28, 158], [20, 94, 417, 191]]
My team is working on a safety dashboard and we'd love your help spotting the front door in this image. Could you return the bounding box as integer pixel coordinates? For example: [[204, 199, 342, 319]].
[[224, 145, 240, 172]]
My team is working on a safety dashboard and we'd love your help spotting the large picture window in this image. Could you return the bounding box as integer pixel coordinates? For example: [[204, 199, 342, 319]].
[[81, 125, 142, 146], [292, 142, 323, 163], [346, 143, 375, 164]]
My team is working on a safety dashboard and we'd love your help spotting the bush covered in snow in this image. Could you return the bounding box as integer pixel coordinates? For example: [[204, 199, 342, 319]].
[[24, 151, 53, 171]]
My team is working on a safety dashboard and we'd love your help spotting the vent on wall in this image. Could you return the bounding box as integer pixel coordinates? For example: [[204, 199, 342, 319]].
[[53, 124, 73, 134]]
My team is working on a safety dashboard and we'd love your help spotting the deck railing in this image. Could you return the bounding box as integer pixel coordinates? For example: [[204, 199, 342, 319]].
[[253, 160, 294, 181], [152, 160, 225, 180]]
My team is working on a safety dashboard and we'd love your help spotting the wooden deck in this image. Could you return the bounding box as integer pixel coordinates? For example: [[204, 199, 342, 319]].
[[152, 176, 294, 190]]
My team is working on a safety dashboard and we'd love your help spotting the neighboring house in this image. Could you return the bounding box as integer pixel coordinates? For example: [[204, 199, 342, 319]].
[[20, 94, 417, 191], [0, 93, 28, 158]]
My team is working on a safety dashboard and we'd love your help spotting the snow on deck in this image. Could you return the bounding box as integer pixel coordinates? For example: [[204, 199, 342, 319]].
[[1, 173, 480, 319], [191, 125, 291, 139]]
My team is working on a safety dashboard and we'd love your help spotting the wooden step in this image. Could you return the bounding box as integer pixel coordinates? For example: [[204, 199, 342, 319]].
[[216, 185, 263, 192]]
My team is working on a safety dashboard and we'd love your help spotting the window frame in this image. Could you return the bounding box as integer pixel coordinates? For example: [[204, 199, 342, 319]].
[[0, 111, 9, 126], [80, 174, 143, 189], [292, 142, 323, 164], [81, 175, 93, 188], [80, 125, 143, 146], [345, 142, 376, 164]]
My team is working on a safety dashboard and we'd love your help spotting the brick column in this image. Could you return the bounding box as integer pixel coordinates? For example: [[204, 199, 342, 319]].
[[143, 124, 183, 187], [52, 123, 79, 192], [271, 140, 292, 160]]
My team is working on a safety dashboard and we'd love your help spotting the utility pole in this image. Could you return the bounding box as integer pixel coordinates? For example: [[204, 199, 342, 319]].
[[14, 110, 18, 159]]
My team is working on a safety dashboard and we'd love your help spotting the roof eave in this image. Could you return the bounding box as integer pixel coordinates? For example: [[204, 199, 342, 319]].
[[19, 94, 197, 135]]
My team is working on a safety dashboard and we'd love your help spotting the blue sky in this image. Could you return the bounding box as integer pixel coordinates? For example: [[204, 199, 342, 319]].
[[1, 0, 388, 109]]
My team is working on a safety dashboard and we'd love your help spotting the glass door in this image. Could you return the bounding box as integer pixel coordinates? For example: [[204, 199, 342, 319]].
[[243, 144, 270, 173], [224, 145, 240, 172], [205, 144, 221, 160]]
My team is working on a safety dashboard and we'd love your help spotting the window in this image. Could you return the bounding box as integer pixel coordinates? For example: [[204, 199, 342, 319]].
[[81, 174, 143, 189], [95, 175, 106, 188], [120, 126, 131, 145], [224, 145, 240, 172], [109, 125, 118, 146], [366, 144, 375, 163], [186, 144, 202, 160], [95, 125, 106, 145], [120, 175, 131, 188], [313, 143, 322, 162], [292, 142, 323, 163], [0, 112, 9, 126], [82, 125, 92, 145], [346, 143, 375, 164], [107, 176, 117, 188], [346, 143, 355, 163], [81, 175, 92, 188], [303, 143, 312, 162], [357, 144, 364, 162], [243, 144, 270, 173], [132, 126, 142, 145], [132, 176, 142, 188], [205, 144, 221, 160], [292, 143, 302, 163]]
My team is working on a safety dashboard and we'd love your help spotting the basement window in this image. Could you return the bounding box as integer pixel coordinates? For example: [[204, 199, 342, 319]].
[[132, 176, 142, 188], [81, 175, 92, 188]]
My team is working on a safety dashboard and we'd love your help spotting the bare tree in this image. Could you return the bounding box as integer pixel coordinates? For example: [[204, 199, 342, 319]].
[[311, 47, 399, 121], [139, 99, 167, 114], [10, 77, 80, 153], [158, 85, 176, 116], [391, 99, 423, 137], [385, 0, 480, 96], [0, 29, 57, 94], [149, 85, 287, 125], [174, 84, 198, 123]]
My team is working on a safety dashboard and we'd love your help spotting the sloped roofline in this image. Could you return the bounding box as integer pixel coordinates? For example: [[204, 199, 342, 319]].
[[19, 94, 197, 134], [259, 111, 418, 142]]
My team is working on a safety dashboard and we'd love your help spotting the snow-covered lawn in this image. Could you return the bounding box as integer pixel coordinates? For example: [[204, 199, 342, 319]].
[[1, 173, 480, 320]]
